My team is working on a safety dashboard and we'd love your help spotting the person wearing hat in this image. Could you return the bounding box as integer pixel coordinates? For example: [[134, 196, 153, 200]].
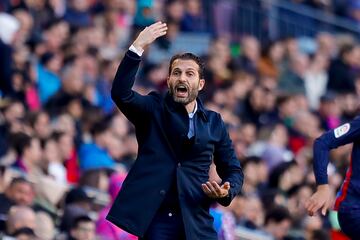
[[106, 22, 243, 240]]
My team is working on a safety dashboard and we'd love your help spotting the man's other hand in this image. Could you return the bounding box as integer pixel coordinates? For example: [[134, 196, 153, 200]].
[[202, 181, 230, 199], [305, 184, 332, 216], [132, 22, 167, 52]]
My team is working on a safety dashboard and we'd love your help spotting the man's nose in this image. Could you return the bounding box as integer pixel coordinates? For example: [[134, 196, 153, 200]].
[[178, 73, 187, 82]]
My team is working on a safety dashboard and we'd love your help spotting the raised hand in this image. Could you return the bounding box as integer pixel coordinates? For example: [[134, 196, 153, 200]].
[[133, 22, 167, 51], [202, 181, 230, 199], [305, 184, 332, 216]]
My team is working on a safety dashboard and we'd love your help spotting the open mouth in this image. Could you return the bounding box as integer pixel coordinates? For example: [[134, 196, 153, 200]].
[[175, 84, 188, 97]]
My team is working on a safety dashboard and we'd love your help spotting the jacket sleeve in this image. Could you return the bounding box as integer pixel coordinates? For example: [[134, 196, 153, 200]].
[[213, 114, 244, 206], [111, 50, 158, 124], [313, 116, 360, 185]]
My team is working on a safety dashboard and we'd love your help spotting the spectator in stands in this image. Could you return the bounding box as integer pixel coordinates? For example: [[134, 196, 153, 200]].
[[304, 53, 329, 110], [64, 0, 92, 28], [268, 161, 304, 196], [68, 215, 96, 240], [36, 51, 62, 104], [45, 62, 87, 117], [258, 40, 285, 79], [229, 194, 245, 225], [78, 168, 110, 193], [263, 205, 292, 240], [41, 133, 67, 183], [27, 111, 51, 140], [47, 128, 79, 183], [239, 86, 269, 127], [60, 187, 93, 233], [0, 177, 34, 213], [164, 0, 185, 24], [0, 99, 25, 157], [260, 124, 292, 171], [241, 156, 267, 195], [234, 36, 260, 74], [316, 32, 336, 59], [6, 206, 36, 236], [0, 177, 34, 232], [180, 0, 209, 33], [12, 133, 42, 176], [134, 0, 156, 29], [327, 44, 358, 94], [239, 194, 264, 230], [278, 53, 309, 95], [78, 120, 115, 172], [316, 92, 341, 132]]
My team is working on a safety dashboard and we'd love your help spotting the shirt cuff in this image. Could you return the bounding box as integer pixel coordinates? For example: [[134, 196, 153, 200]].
[[129, 45, 144, 56]]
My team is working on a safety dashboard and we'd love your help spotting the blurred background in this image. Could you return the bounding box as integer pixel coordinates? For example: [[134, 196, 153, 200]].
[[1, 0, 360, 239]]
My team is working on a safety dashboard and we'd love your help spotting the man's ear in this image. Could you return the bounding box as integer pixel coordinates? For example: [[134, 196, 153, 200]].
[[167, 77, 170, 88], [199, 79, 205, 91]]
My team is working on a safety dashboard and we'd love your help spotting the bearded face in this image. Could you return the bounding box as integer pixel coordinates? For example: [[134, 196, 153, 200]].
[[167, 59, 205, 105], [169, 81, 199, 104]]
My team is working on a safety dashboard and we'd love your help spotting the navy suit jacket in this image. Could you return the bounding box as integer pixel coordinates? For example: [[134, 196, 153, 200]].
[[106, 50, 243, 239]]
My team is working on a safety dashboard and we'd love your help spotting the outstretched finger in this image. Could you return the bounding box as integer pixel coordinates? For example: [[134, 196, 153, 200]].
[[149, 21, 164, 28], [211, 181, 222, 195], [155, 30, 167, 38], [151, 22, 167, 31], [309, 202, 321, 216], [202, 184, 211, 194], [321, 202, 329, 216], [206, 181, 216, 194]]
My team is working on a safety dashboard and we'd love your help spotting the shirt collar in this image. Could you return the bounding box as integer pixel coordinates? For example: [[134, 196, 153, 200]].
[[188, 101, 197, 119], [165, 92, 208, 122]]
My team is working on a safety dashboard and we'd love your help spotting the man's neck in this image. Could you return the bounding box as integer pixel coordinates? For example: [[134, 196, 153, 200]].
[[185, 101, 196, 114]]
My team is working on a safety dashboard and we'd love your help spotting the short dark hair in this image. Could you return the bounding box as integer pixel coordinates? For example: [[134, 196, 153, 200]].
[[9, 177, 31, 187], [339, 44, 355, 59], [169, 53, 205, 79], [90, 118, 111, 137], [71, 215, 93, 229], [265, 205, 292, 225], [10, 133, 33, 156]]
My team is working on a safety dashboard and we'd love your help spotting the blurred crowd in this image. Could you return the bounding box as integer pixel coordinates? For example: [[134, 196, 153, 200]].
[[0, 0, 360, 239]]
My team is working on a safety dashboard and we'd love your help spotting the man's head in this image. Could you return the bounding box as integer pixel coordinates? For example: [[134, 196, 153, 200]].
[[5, 177, 34, 206], [339, 44, 358, 66], [6, 206, 36, 235], [12, 133, 42, 166], [90, 119, 112, 149], [167, 53, 205, 105], [70, 215, 95, 240], [264, 205, 292, 240]]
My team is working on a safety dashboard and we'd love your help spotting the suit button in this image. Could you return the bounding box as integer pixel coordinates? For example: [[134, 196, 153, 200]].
[[160, 190, 166, 196], [178, 163, 181, 167]]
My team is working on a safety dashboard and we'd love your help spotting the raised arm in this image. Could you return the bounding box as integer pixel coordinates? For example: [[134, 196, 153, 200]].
[[111, 22, 167, 122]]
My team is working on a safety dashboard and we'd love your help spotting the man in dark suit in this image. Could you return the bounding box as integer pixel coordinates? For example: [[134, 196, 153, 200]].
[[106, 22, 244, 240]]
